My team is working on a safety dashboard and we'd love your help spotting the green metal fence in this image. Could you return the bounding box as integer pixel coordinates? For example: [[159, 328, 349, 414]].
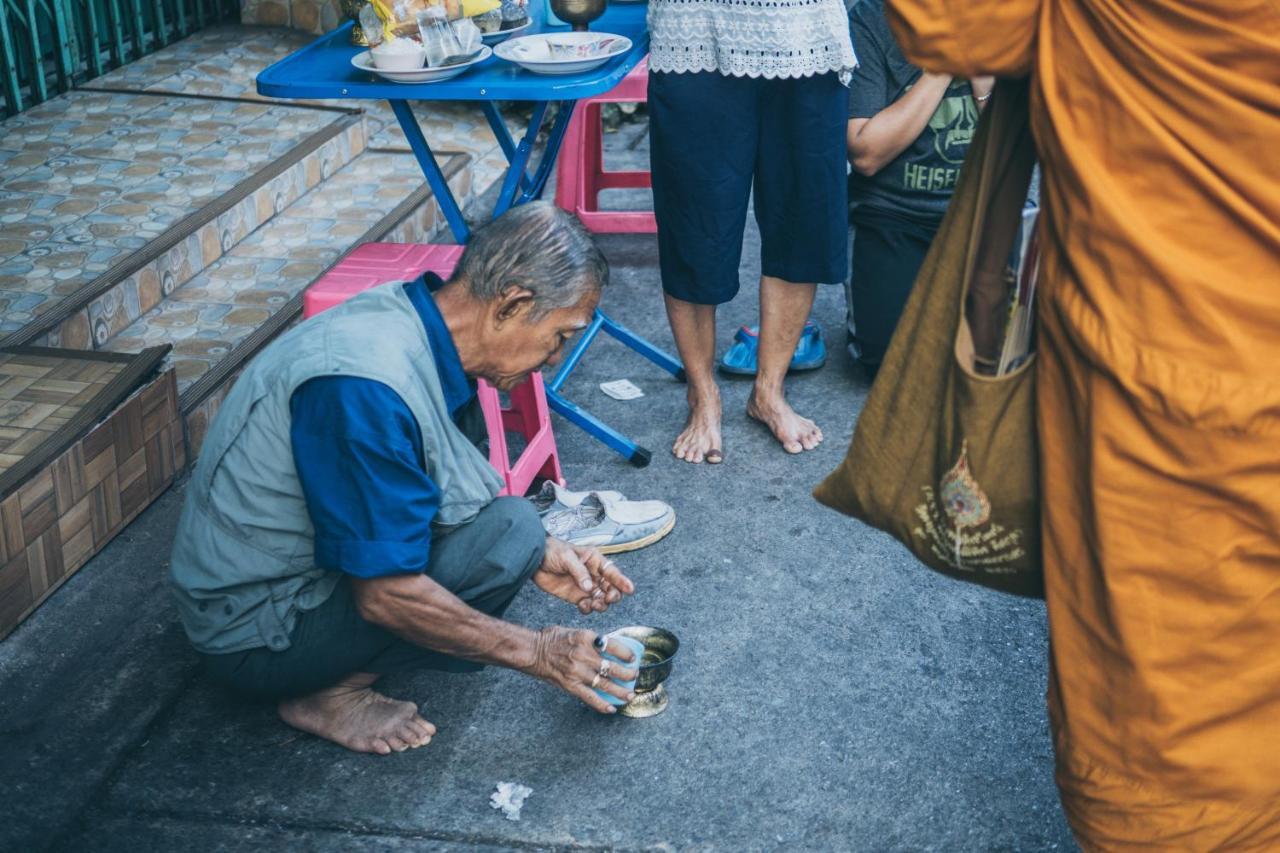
[[1, 0, 241, 118]]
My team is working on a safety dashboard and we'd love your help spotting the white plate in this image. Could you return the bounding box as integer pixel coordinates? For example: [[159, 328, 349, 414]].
[[481, 18, 532, 45], [494, 33, 631, 75], [350, 45, 492, 84]]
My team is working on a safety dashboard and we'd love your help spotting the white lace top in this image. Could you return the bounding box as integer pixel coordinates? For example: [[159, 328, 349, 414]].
[[647, 0, 857, 81]]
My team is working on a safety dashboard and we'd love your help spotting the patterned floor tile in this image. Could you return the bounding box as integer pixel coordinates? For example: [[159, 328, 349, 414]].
[[148, 31, 313, 103], [70, 122, 227, 164], [1, 155, 136, 201], [228, 215, 368, 264], [88, 53, 190, 90], [102, 299, 279, 391], [0, 290, 56, 329], [243, 105, 339, 137], [91, 25, 273, 92], [167, 256, 330, 308], [0, 191, 100, 234], [283, 151, 429, 222], [0, 241, 131, 298], [0, 148, 49, 178], [115, 159, 251, 206], [132, 98, 276, 133], [180, 126, 322, 176], [57, 199, 194, 252], [145, 66, 253, 101], [10, 90, 154, 124], [0, 116, 115, 158], [0, 219, 62, 259]]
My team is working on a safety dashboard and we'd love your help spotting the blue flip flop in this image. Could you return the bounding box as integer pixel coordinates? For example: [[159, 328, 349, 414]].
[[719, 320, 826, 376]]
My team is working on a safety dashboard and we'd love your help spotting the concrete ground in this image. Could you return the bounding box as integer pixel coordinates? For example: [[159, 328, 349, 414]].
[[0, 120, 1074, 852]]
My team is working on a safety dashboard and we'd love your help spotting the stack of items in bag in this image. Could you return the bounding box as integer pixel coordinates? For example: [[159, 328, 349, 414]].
[[531, 483, 676, 554], [994, 204, 1041, 375]]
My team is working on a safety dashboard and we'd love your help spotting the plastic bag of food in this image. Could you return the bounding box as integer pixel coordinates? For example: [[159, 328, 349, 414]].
[[452, 17, 483, 54], [416, 5, 464, 65], [359, 3, 386, 45], [474, 9, 503, 32], [499, 0, 528, 26]]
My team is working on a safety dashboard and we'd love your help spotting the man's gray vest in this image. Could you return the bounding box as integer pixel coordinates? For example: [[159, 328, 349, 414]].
[[170, 282, 503, 655]]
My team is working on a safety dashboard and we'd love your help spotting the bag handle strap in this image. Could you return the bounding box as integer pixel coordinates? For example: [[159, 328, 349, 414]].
[[957, 78, 1039, 372]]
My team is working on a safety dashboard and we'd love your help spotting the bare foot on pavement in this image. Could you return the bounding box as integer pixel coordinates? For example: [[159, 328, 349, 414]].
[[673, 384, 723, 464], [747, 388, 823, 454], [278, 672, 436, 754]]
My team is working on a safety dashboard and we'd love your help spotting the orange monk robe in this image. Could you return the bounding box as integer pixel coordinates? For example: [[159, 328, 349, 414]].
[[884, 1, 1280, 849]]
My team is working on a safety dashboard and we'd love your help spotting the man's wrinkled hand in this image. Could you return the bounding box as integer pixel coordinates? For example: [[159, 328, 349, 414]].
[[524, 626, 639, 713], [533, 536, 636, 614]]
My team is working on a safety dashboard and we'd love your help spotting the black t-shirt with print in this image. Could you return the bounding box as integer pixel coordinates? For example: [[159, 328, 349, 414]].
[[846, 0, 976, 229]]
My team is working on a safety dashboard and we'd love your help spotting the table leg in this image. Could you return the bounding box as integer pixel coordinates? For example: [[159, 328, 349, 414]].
[[389, 98, 471, 244], [547, 311, 604, 394], [492, 100, 550, 217], [481, 102, 534, 197], [545, 388, 651, 468], [543, 308, 682, 466], [521, 99, 577, 205], [492, 100, 579, 217]]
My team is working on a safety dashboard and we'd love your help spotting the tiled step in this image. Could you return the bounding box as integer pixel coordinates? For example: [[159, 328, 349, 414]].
[[0, 89, 366, 350], [87, 24, 327, 106], [98, 146, 480, 457]]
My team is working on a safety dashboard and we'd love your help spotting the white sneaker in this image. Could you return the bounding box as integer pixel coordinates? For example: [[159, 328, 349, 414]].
[[532, 482, 676, 554]]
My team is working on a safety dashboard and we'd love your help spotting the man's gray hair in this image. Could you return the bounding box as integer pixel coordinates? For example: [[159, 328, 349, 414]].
[[453, 202, 608, 318]]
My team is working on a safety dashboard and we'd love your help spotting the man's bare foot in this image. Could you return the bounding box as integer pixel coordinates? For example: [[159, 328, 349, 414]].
[[672, 384, 723, 464], [747, 388, 823, 454], [278, 672, 436, 755]]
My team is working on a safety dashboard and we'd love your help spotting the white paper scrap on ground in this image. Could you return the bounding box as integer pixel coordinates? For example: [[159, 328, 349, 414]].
[[490, 781, 533, 821], [600, 379, 644, 401]]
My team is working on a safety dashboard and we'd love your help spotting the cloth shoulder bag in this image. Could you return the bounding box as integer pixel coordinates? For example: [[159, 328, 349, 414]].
[[814, 78, 1042, 597]]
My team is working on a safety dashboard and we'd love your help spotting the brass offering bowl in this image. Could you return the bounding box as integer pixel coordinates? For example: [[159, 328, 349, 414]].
[[612, 626, 679, 718], [550, 0, 606, 31]]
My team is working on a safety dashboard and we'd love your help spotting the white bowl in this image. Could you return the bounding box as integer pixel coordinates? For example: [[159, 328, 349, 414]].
[[494, 33, 631, 75], [369, 42, 427, 72], [351, 46, 492, 84], [480, 17, 532, 45]]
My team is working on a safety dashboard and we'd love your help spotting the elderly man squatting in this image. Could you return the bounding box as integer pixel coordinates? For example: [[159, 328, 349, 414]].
[[170, 203, 639, 754]]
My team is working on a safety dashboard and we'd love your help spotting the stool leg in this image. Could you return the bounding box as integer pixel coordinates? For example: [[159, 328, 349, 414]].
[[476, 381, 515, 494], [582, 102, 604, 214], [555, 103, 585, 215], [524, 374, 564, 485]]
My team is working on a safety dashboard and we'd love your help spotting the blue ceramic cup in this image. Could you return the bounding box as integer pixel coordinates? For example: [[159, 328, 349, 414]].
[[594, 633, 644, 707]]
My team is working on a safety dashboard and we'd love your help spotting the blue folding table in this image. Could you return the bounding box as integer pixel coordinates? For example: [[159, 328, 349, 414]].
[[256, 5, 683, 467]]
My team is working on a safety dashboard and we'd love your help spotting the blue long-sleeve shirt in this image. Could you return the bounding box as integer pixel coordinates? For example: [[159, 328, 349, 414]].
[[288, 273, 474, 578]]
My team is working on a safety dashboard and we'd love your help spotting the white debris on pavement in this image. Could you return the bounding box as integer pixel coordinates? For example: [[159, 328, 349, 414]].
[[600, 379, 644, 401], [490, 781, 533, 821]]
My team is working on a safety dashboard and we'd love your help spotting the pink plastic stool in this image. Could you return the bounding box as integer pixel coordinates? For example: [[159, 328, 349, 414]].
[[554, 57, 656, 234], [302, 242, 564, 497]]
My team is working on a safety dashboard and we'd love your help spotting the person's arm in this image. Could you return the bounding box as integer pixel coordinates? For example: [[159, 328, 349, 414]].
[[847, 71, 953, 176], [885, 0, 1040, 77], [351, 573, 636, 712], [290, 379, 637, 712]]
